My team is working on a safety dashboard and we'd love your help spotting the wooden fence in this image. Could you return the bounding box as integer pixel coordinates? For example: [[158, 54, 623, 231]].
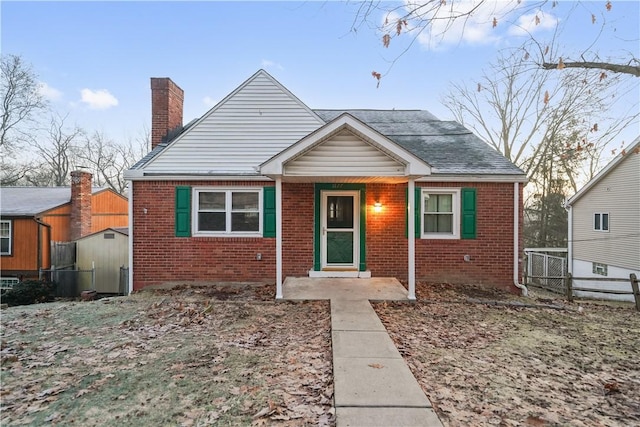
[[528, 273, 640, 311]]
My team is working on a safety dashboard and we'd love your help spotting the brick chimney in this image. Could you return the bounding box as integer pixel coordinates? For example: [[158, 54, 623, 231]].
[[151, 78, 184, 149], [70, 170, 92, 240]]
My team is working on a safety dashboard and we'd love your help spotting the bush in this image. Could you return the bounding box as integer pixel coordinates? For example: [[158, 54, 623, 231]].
[[1, 280, 56, 307]]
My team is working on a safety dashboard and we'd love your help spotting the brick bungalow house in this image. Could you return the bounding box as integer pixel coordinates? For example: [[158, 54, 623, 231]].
[[125, 70, 527, 299]]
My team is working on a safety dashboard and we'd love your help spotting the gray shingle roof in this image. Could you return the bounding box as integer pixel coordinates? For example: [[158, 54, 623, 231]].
[[129, 108, 524, 177], [0, 187, 106, 216], [314, 110, 525, 176]]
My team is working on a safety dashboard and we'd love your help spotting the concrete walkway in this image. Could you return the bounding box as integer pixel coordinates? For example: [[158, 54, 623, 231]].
[[283, 278, 443, 426]]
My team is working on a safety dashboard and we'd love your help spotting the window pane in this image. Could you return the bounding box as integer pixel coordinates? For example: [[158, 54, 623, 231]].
[[1, 238, 9, 253], [0, 222, 9, 238], [437, 214, 453, 233], [327, 196, 354, 229], [425, 194, 452, 213], [438, 195, 452, 213], [232, 192, 259, 210], [232, 212, 259, 232], [198, 212, 225, 231], [199, 192, 225, 210], [425, 195, 437, 212], [594, 213, 601, 230], [425, 215, 436, 233], [602, 214, 609, 231]]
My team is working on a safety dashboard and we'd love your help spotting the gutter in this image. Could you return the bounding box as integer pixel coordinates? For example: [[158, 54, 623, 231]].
[[513, 183, 528, 296]]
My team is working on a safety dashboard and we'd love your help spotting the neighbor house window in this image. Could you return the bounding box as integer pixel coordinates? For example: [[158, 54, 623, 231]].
[[0, 220, 11, 255], [592, 262, 608, 276], [1, 277, 19, 289], [193, 188, 261, 235], [422, 189, 460, 239], [594, 213, 609, 231]]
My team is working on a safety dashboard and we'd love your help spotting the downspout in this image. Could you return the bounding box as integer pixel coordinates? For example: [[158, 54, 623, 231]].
[[565, 199, 573, 275], [513, 182, 528, 296], [34, 218, 52, 272], [127, 182, 134, 295]]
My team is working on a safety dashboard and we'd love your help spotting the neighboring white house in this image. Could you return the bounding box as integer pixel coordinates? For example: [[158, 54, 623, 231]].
[[566, 137, 640, 301]]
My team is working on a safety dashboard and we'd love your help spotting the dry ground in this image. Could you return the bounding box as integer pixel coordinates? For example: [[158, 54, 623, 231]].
[[375, 283, 640, 427], [1, 284, 333, 426], [2, 282, 639, 427]]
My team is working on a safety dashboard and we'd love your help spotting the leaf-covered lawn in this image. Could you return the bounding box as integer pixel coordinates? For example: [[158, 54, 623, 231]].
[[375, 283, 640, 427], [1, 285, 333, 426], [3, 282, 638, 426]]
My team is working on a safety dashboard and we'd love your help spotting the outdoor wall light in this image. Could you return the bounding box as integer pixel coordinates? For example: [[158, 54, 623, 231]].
[[373, 201, 383, 213]]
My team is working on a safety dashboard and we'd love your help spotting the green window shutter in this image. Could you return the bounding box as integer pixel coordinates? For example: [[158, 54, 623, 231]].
[[263, 186, 276, 237], [461, 188, 477, 239], [405, 188, 421, 238], [175, 186, 191, 237]]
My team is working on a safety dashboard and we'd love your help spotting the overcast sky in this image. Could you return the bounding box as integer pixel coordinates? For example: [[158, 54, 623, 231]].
[[2, 1, 638, 152]]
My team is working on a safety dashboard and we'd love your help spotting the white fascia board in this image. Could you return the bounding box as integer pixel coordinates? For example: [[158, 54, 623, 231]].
[[566, 136, 640, 207], [261, 113, 431, 176], [126, 174, 273, 182], [124, 170, 144, 179], [418, 174, 528, 183]]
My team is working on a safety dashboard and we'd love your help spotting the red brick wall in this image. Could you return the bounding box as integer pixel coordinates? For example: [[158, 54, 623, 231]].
[[282, 183, 315, 276], [132, 180, 523, 292], [365, 182, 522, 291], [132, 181, 275, 290]]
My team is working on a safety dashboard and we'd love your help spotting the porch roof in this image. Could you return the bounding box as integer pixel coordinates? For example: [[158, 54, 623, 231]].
[[260, 113, 432, 183]]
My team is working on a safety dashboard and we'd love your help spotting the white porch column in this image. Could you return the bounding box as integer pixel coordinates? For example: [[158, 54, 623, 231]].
[[275, 177, 283, 299], [408, 178, 416, 300]]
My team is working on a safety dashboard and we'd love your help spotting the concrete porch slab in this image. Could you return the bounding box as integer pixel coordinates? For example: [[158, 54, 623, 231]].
[[333, 357, 432, 408], [336, 407, 443, 427], [282, 277, 408, 301]]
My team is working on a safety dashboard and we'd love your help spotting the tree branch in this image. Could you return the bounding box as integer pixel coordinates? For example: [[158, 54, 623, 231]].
[[541, 61, 640, 77]]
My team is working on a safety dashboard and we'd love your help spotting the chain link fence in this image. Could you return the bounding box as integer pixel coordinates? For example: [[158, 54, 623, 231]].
[[525, 250, 568, 293]]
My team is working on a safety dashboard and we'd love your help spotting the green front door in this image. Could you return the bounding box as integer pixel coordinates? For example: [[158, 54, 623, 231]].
[[321, 191, 359, 269]]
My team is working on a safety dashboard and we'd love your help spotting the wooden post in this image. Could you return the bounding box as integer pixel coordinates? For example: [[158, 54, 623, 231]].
[[565, 272, 573, 303], [630, 273, 640, 312]]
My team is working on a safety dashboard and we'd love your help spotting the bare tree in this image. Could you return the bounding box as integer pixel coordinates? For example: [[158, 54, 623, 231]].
[[0, 54, 48, 154], [78, 130, 148, 194], [443, 49, 637, 192], [29, 113, 83, 186], [443, 48, 638, 246], [353, 1, 639, 79]]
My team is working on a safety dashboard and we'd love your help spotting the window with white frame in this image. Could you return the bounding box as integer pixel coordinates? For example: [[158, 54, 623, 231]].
[[1, 277, 19, 289], [0, 220, 11, 255], [422, 189, 460, 239], [193, 188, 261, 235], [594, 212, 609, 232], [592, 262, 608, 276]]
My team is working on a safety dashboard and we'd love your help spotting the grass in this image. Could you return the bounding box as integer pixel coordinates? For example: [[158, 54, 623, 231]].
[[1, 288, 333, 426]]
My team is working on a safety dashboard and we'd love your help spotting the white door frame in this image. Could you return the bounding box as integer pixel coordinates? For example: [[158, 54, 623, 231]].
[[320, 190, 360, 270]]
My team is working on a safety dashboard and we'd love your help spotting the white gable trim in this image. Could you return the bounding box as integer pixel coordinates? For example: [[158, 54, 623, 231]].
[[566, 135, 640, 206], [141, 69, 325, 170], [260, 113, 431, 178]]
